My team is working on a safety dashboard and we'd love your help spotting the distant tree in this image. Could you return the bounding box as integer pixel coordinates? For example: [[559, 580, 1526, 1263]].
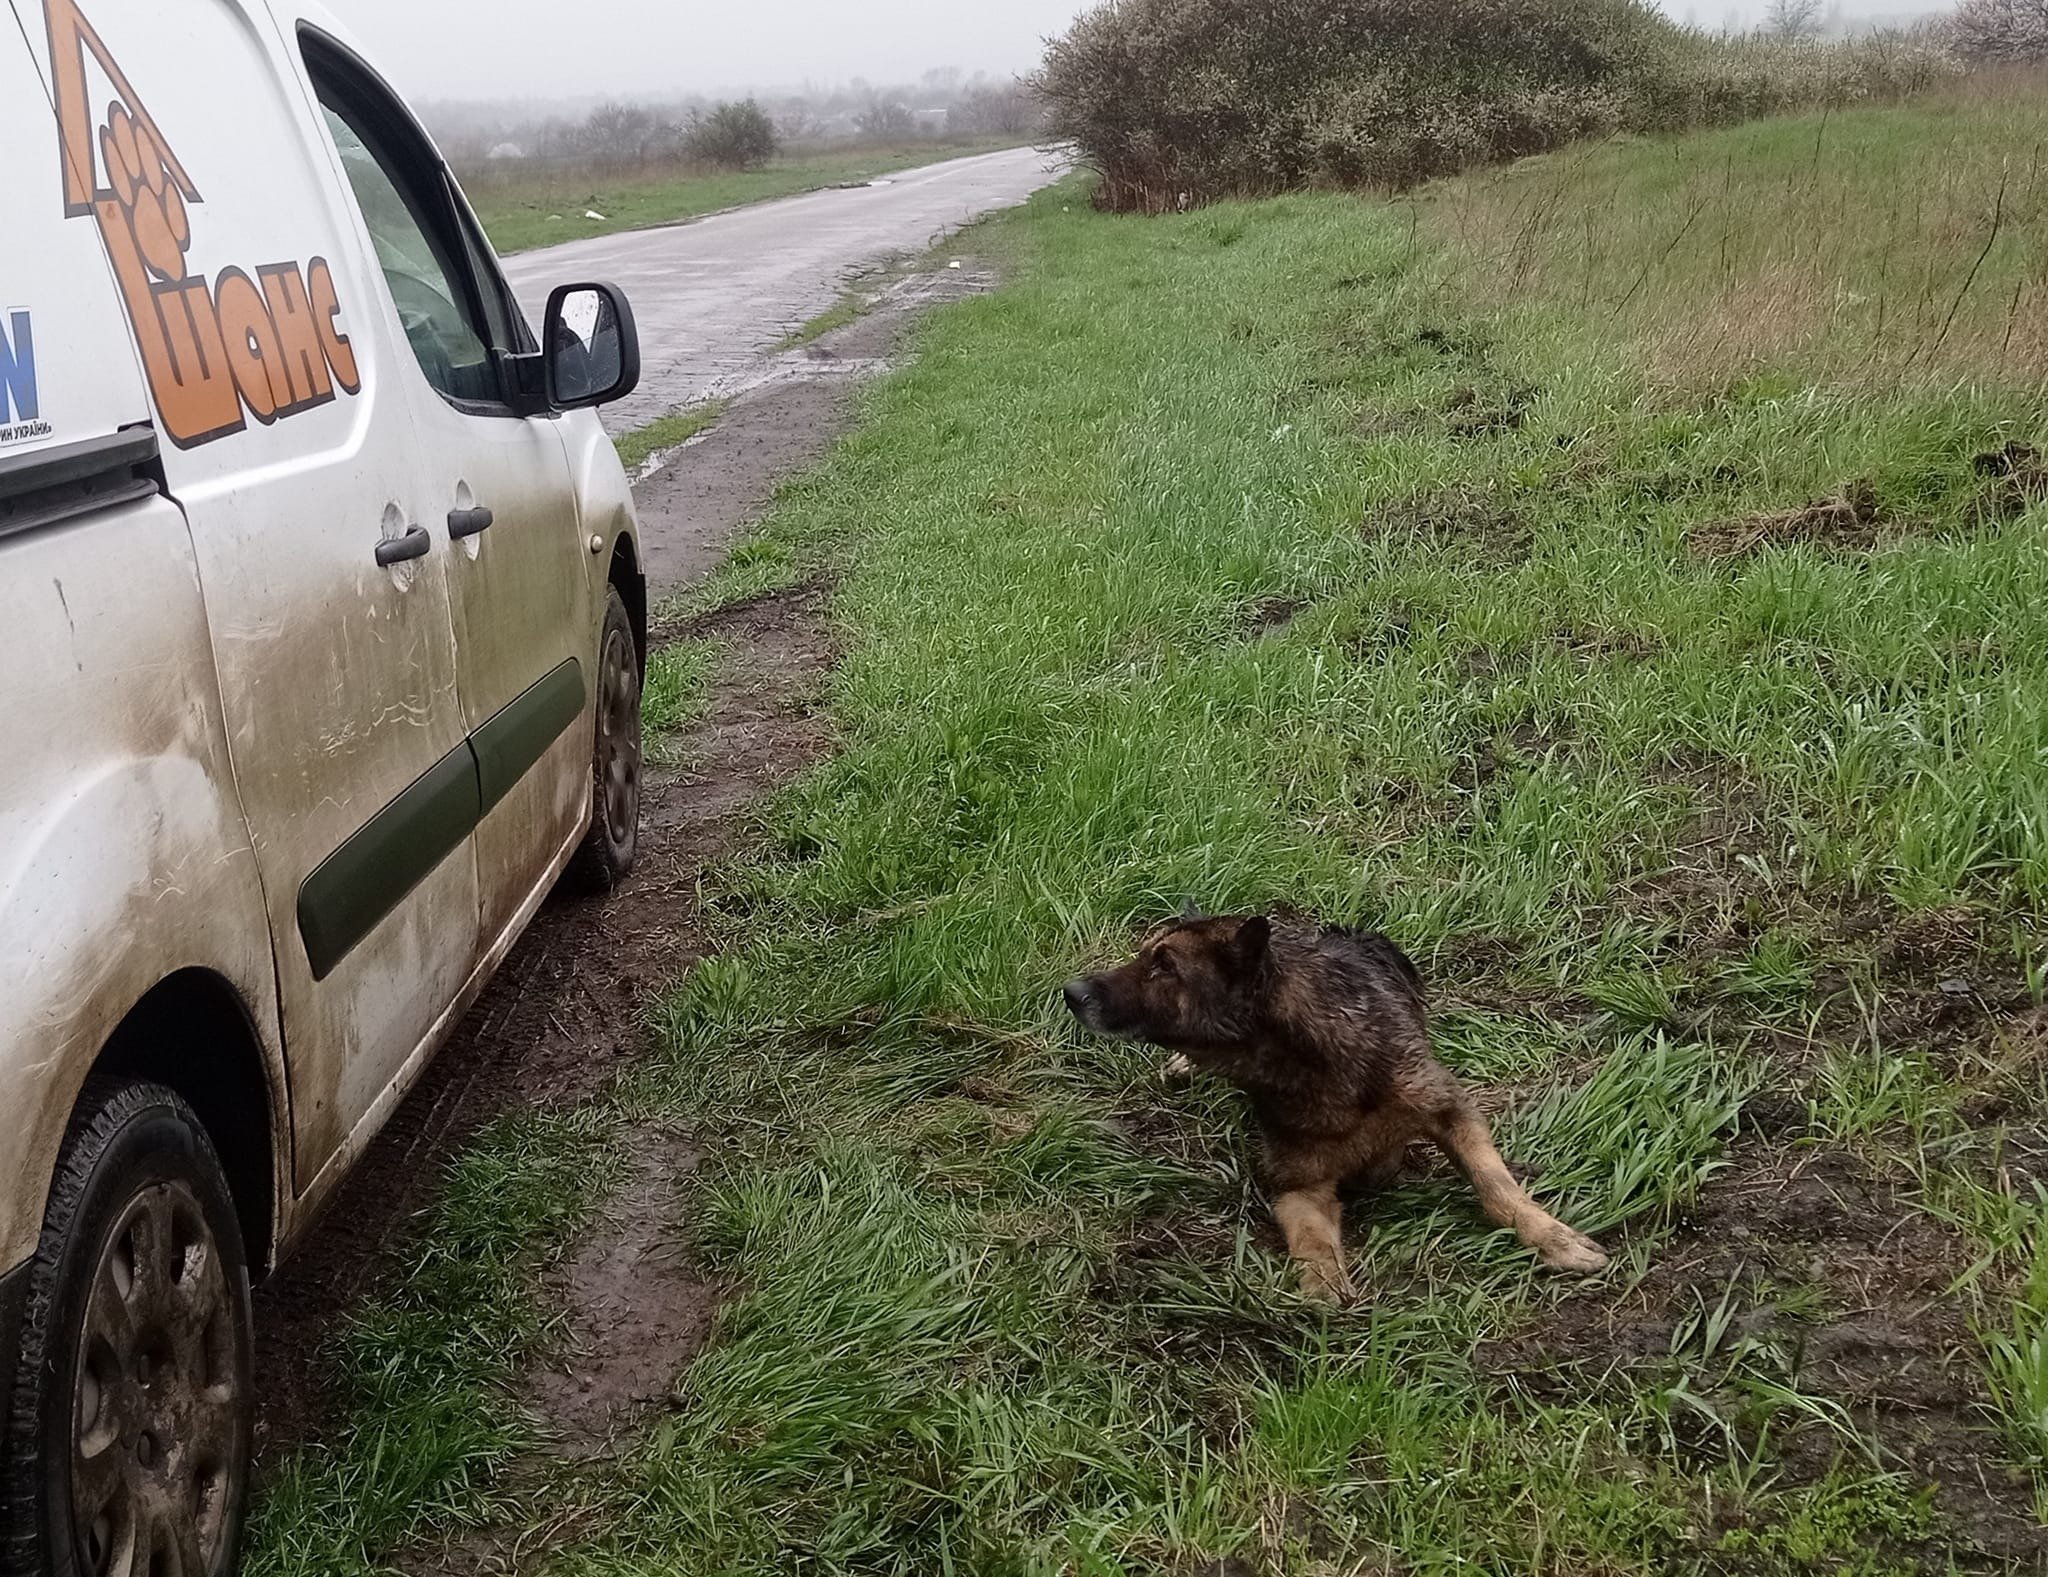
[[944, 79, 1045, 139], [1947, 0, 2048, 60], [684, 99, 780, 170], [855, 98, 920, 141], [775, 105, 823, 145], [579, 101, 678, 167], [1764, 0, 1822, 38]]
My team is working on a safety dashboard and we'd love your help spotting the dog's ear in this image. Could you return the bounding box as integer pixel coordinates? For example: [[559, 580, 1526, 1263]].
[[1181, 898, 1207, 924], [1228, 915, 1271, 976]]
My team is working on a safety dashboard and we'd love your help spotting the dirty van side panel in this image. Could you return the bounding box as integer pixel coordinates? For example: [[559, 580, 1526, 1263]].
[[0, 505, 283, 1273], [16, 0, 485, 1198], [0, 25, 281, 1281]]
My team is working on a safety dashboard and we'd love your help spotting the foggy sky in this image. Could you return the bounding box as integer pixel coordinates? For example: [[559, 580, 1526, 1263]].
[[323, 0, 1093, 103]]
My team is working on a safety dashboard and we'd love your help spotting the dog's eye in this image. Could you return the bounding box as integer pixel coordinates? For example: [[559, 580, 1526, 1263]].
[[1149, 952, 1178, 980]]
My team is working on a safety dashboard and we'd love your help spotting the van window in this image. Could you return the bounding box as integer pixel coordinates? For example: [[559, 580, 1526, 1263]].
[[317, 99, 498, 407], [303, 36, 528, 412], [453, 199, 529, 356]]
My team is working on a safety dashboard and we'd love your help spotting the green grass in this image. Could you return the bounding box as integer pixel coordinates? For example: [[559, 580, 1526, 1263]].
[[640, 639, 719, 769], [243, 1106, 619, 1575], [469, 140, 1023, 254], [611, 398, 727, 476], [253, 84, 2048, 1575]]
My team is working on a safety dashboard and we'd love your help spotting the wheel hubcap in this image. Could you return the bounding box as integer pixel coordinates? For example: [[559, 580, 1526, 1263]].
[[71, 1182, 239, 1577], [596, 625, 642, 848]]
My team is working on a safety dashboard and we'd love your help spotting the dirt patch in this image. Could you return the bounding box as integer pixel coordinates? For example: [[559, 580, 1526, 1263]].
[[1972, 441, 2048, 521], [1364, 483, 1533, 565], [1679, 446, 2040, 559], [522, 1129, 719, 1456], [1443, 381, 1538, 440], [1240, 595, 1306, 638], [1482, 1144, 2044, 1565], [1689, 479, 1888, 558], [1550, 622, 1659, 664]]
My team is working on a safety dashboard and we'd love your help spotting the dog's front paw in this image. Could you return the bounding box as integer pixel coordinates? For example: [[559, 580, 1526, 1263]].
[[1162, 1052, 1194, 1081], [1297, 1258, 1356, 1305], [1538, 1227, 1610, 1275]]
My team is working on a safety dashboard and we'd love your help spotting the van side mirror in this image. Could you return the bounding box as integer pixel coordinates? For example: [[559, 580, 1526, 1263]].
[[542, 282, 640, 411]]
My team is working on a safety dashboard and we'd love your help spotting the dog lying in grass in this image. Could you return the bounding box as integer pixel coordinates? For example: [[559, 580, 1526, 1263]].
[[1064, 908, 1608, 1301]]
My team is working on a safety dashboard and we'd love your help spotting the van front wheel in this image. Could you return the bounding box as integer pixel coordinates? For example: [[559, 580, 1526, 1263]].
[[1, 1079, 252, 1577], [565, 586, 643, 894]]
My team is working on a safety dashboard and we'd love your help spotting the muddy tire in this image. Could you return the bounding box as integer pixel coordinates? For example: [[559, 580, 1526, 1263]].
[[565, 586, 644, 894], [1, 1079, 252, 1577]]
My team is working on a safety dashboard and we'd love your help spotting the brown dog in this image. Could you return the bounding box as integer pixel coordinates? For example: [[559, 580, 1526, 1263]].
[[1063, 909, 1608, 1300]]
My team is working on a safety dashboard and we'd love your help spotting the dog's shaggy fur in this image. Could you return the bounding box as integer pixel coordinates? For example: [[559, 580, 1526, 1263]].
[[1064, 910, 1607, 1300]]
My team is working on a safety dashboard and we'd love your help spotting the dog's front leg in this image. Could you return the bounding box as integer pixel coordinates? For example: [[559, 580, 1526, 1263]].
[[1162, 1052, 1195, 1080], [1272, 1183, 1352, 1302]]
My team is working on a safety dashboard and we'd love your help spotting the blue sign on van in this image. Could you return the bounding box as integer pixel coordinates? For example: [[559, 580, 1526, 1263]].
[[0, 311, 41, 437], [0, 309, 51, 446]]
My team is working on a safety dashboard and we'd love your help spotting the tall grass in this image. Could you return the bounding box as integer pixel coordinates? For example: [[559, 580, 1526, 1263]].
[[1425, 77, 2048, 388]]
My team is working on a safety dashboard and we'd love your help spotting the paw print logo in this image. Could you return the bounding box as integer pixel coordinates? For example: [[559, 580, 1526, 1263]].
[[99, 98, 193, 284]]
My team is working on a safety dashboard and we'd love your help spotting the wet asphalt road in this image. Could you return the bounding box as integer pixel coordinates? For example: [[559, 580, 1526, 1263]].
[[501, 145, 1063, 434]]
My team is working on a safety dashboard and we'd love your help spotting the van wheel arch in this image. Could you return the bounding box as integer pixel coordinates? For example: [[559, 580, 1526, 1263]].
[[606, 535, 646, 672], [91, 969, 280, 1277]]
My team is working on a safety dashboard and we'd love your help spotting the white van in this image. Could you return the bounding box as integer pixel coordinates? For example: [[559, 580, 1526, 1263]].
[[0, 2, 651, 1569]]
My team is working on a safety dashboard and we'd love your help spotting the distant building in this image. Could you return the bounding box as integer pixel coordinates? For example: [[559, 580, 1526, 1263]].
[[487, 141, 525, 161]]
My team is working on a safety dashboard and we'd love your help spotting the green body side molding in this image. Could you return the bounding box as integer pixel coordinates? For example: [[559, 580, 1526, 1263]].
[[472, 658, 587, 815], [296, 658, 586, 981]]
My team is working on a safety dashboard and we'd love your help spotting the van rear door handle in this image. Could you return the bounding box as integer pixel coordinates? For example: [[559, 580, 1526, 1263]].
[[375, 525, 432, 566], [447, 506, 494, 540]]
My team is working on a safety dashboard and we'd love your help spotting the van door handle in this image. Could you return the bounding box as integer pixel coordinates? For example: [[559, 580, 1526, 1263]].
[[447, 506, 494, 540], [374, 526, 432, 566]]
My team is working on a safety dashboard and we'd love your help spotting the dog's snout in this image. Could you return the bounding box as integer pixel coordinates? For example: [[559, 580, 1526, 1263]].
[[1062, 977, 1094, 1017]]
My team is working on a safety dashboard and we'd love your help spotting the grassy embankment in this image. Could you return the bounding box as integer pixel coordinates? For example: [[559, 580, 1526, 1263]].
[[251, 80, 2048, 1576], [469, 139, 1023, 255]]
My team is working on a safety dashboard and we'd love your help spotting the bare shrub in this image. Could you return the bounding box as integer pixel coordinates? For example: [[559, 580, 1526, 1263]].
[[856, 100, 920, 141], [1947, 0, 2048, 64], [578, 101, 681, 169], [945, 80, 1045, 139], [1764, 0, 1822, 41]]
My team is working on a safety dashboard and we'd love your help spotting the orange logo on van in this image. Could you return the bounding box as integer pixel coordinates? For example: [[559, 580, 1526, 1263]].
[[45, 0, 361, 448]]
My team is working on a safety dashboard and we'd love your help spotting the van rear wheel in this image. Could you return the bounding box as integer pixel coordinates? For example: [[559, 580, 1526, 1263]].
[[1, 1080, 252, 1577], [564, 586, 643, 894]]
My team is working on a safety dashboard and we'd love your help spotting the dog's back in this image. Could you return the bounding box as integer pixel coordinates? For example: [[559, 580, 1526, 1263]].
[[1308, 924, 1425, 1005], [1266, 920, 1431, 1068]]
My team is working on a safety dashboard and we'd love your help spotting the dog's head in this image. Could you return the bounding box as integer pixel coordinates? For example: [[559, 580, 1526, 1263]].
[[1063, 905, 1271, 1049]]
